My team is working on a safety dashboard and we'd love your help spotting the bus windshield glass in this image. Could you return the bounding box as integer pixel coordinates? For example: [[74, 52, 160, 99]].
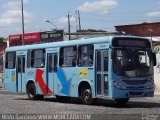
[[113, 48, 153, 77]]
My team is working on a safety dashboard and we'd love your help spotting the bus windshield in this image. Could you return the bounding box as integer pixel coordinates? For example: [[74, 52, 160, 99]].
[[113, 48, 153, 77]]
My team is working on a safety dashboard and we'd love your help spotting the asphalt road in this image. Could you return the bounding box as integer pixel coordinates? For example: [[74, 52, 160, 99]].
[[0, 90, 160, 120]]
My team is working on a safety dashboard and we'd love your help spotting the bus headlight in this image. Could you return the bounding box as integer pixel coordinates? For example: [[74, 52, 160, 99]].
[[146, 80, 154, 89], [113, 81, 126, 90]]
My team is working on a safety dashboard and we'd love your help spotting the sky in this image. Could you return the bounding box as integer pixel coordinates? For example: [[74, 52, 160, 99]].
[[0, 0, 160, 38]]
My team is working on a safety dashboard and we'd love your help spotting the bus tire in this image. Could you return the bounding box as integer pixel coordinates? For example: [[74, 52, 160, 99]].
[[27, 83, 37, 100], [115, 98, 129, 105], [81, 87, 93, 105]]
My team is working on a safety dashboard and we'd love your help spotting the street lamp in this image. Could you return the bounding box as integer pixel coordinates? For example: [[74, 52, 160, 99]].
[[21, 0, 25, 45], [45, 20, 58, 30]]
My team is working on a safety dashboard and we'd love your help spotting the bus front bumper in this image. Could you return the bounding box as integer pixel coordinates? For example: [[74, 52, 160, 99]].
[[110, 87, 154, 99]]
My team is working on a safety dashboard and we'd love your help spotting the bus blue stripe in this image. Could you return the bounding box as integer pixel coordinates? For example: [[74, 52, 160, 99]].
[[57, 68, 70, 95]]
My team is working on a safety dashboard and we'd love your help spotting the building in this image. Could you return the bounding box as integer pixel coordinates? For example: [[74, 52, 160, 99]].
[[0, 41, 7, 73], [115, 22, 160, 37], [9, 30, 64, 46]]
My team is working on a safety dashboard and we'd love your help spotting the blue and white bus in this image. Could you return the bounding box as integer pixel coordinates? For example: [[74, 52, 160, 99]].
[[3, 36, 156, 104]]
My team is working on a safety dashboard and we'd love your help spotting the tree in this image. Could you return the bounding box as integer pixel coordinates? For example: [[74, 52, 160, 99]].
[[0, 37, 7, 41]]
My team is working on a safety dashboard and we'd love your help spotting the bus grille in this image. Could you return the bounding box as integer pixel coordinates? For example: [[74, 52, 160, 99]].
[[129, 92, 143, 96], [127, 86, 145, 90], [122, 80, 148, 85]]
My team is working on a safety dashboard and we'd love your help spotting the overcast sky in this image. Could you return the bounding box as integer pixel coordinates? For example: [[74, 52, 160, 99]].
[[0, 0, 160, 37]]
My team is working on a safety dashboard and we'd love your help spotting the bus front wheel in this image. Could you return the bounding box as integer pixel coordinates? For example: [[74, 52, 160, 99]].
[[115, 98, 129, 105], [81, 87, 93, 105]]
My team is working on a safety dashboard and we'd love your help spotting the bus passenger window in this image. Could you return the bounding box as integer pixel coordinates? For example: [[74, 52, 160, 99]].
[[5, 52, 16, 69], [54, 54, 58, 67], [103, 51, 108, 72], [31, 49, 45, 68], [48, 54, 53, 72], [78, 44, 94, 67], [17, 57, 21, 72], [27, 50, 31, 68], [59, 46, 77, 67]]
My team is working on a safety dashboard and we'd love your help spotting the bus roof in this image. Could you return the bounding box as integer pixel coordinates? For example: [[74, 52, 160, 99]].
[[5, 35, 149, 52]]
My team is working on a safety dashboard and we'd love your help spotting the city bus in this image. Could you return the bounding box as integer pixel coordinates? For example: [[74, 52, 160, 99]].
[[3, 36, 156, 105]]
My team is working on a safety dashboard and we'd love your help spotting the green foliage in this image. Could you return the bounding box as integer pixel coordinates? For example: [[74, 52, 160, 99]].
[[153, 46, 160, 53]]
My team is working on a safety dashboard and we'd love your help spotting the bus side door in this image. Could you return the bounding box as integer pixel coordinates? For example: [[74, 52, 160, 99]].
[[16, 51, 27, 92], [95, 44, 109, 97], [46, 48, 58, 94]]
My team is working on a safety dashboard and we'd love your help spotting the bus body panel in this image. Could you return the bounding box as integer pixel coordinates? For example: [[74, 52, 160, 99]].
[[26, 68, 45, 95], [72, 67, 95, 97], [4, 69, 17, 92], [55, 67, 94, 97]]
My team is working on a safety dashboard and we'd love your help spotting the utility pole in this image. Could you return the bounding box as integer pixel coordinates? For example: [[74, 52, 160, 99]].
[[21, 0, 25, 45], [148, 29, 153, 50], [77, 10, 81, 31], [68, 12, 71, 40]]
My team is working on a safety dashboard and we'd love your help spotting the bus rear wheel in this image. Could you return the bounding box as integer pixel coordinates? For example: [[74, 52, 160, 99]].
[[27, 83, 44, 100], [27, 83, 37, 100], [81, 87, 93, 105], [115, 98, 129, 105]]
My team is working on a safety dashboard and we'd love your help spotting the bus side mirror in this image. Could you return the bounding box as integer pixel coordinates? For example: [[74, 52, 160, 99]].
[[153, 53, 157, 66]]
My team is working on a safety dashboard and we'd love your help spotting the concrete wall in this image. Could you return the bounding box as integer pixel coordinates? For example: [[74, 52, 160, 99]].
[[154, 51, 160, 91]]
